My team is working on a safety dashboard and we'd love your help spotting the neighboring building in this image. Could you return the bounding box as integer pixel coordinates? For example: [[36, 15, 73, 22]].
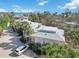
[[65, 21, 79, 30], [0, 12, 5, 17], [65, 22, 77, 25]]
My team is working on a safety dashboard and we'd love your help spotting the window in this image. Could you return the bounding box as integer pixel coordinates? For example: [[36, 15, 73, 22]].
[[20, 46, 26, 51]]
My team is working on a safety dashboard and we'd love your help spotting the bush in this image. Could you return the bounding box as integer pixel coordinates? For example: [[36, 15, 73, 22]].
[[41, 44, 79, 58], [68, 48, 79, 58], [65, 29, 79, 45], [14, 21, 34, 36], [0, 26, 3, 36], [30, 43, 42, 55], [30, 43, 79, 58]]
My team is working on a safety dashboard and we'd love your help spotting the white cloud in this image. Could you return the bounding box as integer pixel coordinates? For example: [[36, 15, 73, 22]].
[[12, 5, 34, 12], [38, 0, 48, 6], [0, 8, 7, 12], [62, 0, 79, 10]]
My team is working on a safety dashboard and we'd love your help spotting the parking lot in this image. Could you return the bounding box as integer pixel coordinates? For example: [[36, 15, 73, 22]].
[[0, 30, 37, 58]]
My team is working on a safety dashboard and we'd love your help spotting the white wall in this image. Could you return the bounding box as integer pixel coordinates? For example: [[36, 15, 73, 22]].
[[34, 37, 65, 45]]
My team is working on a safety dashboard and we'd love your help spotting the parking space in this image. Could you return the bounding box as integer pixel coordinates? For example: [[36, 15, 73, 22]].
[[0, 30, 37, 58]]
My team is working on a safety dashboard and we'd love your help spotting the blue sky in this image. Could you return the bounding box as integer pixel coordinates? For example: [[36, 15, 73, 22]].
[[0, 0, 79, 13]]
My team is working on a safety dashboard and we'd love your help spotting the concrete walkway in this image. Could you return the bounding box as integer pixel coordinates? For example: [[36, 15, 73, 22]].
[[0, 30, 37, 58]]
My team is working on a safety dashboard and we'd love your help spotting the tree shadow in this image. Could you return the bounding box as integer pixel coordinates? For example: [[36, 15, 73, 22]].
[[9, 52, 18, 57], [9, 33, 18, 36], [0, 35, 23, 57], [0, 43, 13, 50], [0, 36, 22, 49], [23, 49, 38, 58]]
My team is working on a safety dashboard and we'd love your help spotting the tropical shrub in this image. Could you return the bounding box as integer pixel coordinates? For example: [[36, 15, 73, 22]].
[[15, 21, 34, 36], [65, 28, 79, 46], [41, 44, 79, 58], [14, 21, 34, 44], [0, 15, 9, 29], [0, 13, 10, 36], [30, 43, 42, 55], [0, 26, 3, 36], [30, 43, 79, 58], [67, 48, 79, 58], [41, 44, 68, 58]]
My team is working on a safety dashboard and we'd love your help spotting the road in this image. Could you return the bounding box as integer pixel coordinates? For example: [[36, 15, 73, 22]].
[[0, 30, 37, 58]]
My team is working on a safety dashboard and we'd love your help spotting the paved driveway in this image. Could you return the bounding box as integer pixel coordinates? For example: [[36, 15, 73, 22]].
[[0, 30, 37, 58]]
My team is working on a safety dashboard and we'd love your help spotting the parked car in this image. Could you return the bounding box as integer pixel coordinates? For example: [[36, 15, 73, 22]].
[[14, 44, 29, 55]]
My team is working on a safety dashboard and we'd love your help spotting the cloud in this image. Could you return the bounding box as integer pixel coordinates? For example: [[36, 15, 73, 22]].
[[62, 0, 79, 10], [37, 0, 48, 6], [0, 8, 7, 12], [12, 5, 34, 12]]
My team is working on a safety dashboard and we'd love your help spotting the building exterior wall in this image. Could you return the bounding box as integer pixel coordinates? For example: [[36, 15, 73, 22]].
[[33, 37, 65, 45]]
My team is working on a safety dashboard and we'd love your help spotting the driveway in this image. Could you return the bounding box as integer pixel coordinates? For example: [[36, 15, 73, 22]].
[[0, 30, 37, 58]]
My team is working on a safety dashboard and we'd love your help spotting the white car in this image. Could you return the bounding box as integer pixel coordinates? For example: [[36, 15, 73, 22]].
[[15, 45, 29, 55]]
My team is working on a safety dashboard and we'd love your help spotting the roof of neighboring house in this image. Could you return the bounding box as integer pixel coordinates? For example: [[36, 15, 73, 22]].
[[65, 22, 77, 25], [31, 32, 65, 42]]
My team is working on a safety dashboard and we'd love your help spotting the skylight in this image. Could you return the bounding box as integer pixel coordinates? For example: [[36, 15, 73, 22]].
[[38, 30, 56, 34]]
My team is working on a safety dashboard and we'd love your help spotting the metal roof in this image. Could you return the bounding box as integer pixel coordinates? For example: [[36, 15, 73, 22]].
[[31, 32, 65, 42]]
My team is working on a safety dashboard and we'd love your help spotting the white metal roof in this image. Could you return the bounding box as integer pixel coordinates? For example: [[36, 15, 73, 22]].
[[38, 25, 58, 32], [31, 32, 65, 42]]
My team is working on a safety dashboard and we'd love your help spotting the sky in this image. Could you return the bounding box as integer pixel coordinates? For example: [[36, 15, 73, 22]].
[[0, 0, 79, 13]]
